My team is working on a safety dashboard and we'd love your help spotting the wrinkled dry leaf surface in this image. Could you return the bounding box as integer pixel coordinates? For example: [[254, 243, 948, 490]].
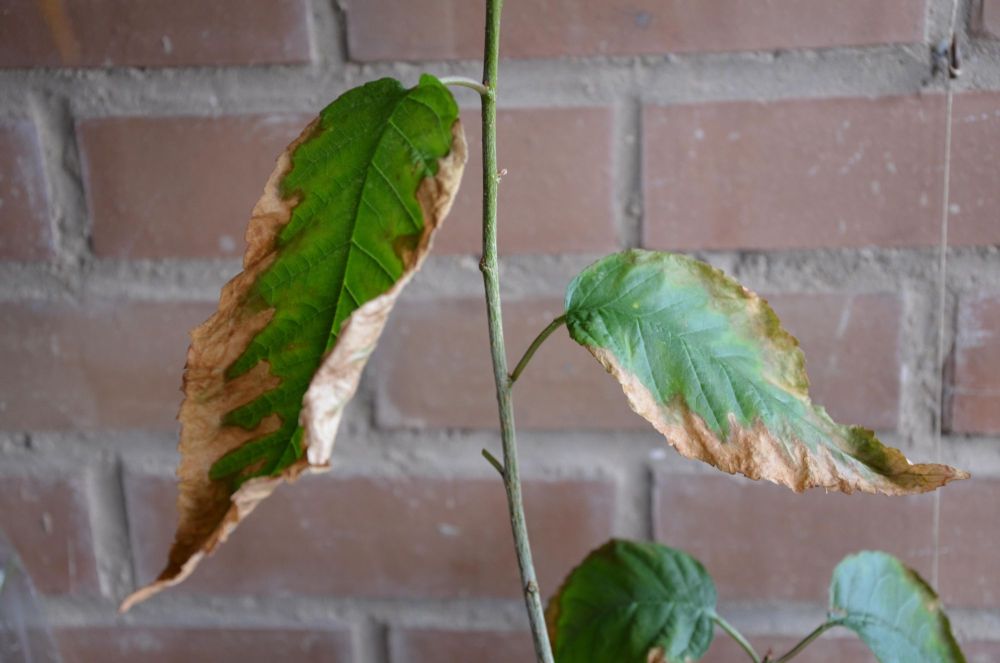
[[122, 76, 466, 610], [564, 250, 969, 495]]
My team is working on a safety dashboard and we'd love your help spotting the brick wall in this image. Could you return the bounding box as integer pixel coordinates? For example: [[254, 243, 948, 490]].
[[1, 1, 999, 661]]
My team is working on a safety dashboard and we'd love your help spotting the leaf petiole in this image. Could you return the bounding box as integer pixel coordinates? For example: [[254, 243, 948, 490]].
[[772, 621, 839, 663], [509, 314, 567, 385], [439, 76, 490, 96], [712, 614, 762, 663]]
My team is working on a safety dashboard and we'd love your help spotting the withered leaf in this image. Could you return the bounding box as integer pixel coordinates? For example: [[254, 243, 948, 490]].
[[122, 76, 466, 610], [564, 250, 968, 495]]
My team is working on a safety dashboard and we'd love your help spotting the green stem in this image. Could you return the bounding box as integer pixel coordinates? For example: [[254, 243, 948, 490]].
[[509, 315, 567, 384], [477, 1, 555, 662], [713, 615, 761, 663], [481, 447, 505, 477], [772, 621, 838, 663]]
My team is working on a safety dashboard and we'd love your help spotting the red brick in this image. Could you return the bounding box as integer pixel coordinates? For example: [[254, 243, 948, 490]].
[[939, 477, 1000, 608], [654, 473, 935, 601], [80, 115, 308, 259], [966, 642, 1000, 663], [643, 95, 946, 251], [390, 629, 533, 663], [375, 299, 641, 430], [0, 474, 98, 595], [768, 294, 900, 431], [125, 473, 615, 599], [950, 92, 1000, 246], [714, 637, 1000, 662], [435, 108, 618, 255], [376, 294, 899, 432], [390, 627, 998, 662], [0, 301, 211, 430], [706, 632, 874, 663], [0, 0, 310, 69], [344, 0, 923, 61], [0, 122, 51, 260], [949, 293, 1000, 434], [56, 626, 352, 662], [980, 0, 1000, 38]]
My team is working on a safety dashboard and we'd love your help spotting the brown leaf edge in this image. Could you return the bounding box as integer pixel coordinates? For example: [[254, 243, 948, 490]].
[[584, 343, 969, 496], [120, 117, 467, 611]]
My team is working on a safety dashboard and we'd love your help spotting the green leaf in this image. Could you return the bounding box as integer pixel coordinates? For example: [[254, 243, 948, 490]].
[[830, 551, 965, 663], [564, 250, 968, 495], [122, 75, 467, 611], [547, 539, 716, 663], [215, 75, 460, 483]]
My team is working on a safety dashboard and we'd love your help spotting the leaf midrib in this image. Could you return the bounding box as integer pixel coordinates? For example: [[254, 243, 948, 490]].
[[327, 86, 435, 345]]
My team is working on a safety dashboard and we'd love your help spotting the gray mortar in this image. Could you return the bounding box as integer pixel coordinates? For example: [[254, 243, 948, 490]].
[[1, 0, 998, 658]]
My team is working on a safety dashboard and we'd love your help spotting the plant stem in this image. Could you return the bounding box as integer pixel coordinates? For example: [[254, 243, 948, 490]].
[[772, 621, 838, 663], [477, 1, 554, 662], [509, 315, 567, 384], [713, 615, 761, 663]]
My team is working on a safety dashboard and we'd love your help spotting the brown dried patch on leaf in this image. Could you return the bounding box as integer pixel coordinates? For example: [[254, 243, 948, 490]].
[[646, 647, 667, 663], [120, 120, 467, 611], [588, 346, 968, 495]]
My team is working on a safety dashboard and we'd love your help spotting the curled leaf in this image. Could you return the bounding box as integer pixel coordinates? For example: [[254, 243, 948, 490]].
[[564, 250, 968, 495], [121, 76, 466, 610], [546, 539, 717, 663], [830, 551, 965, 663]]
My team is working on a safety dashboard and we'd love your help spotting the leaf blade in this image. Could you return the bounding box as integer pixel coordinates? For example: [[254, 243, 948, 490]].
[[830, 551, 965, 663], [564, 250, 968, 495], [547, 539, 717, 663], [121, 75, 466, 610]]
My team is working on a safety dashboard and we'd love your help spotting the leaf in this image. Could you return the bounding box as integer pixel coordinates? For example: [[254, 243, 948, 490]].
[[546, 539, 717, 663], [120, 75, 466, 610], [564, 250, 968, 495], [829, 551, 965, 663]]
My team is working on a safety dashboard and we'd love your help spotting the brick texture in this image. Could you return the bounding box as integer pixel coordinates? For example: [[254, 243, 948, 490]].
[[949, 293, 1000, 434], [706, 633, 874, 663], [769, 293, 900, 430], [125, 473, 615, 599], [654, 473, 935, 601], [2, 0, 999, 652], [939, 477, 1000, 608], [951, 92, 1000, 246], [344, 0, 923, 61], [0, 0, 310, 69], [390, 628, 996, 662], [79, 115, 309, 259], [0, 301, 211, 430], [0, 121, 51, 260], [966, 642, 1000, 663], [390, 629, 533, 663], [435, 108, 618, 254], [376, 293, 900, 431], [375, 299, 641, 430], [981, 0, 1000, 38], [56, 626, 353, 663], [643, 95, 946, 251], [0, 474, 98, 595]]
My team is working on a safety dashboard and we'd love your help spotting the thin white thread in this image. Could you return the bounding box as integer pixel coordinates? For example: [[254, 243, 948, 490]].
[[931, 0, 961, 590]]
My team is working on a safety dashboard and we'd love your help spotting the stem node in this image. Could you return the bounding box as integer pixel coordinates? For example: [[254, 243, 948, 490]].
[[478, 0, 553, 661]]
